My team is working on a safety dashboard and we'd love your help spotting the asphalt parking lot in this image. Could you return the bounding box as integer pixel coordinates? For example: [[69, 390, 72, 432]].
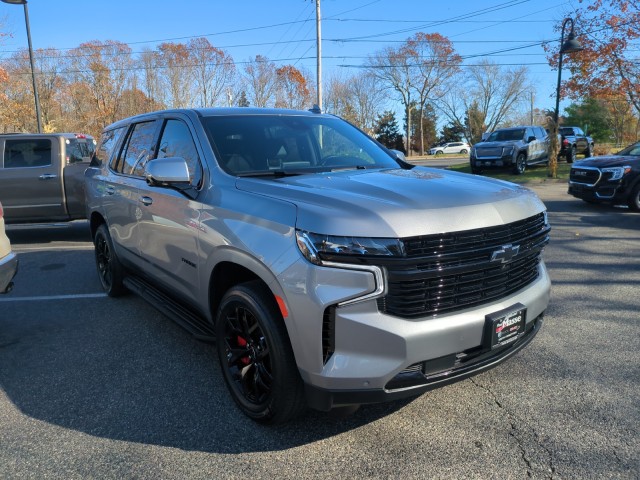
[[0, 181, 638, 479]]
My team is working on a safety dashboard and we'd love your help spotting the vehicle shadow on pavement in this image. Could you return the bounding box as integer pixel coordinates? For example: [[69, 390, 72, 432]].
[[0, 293, 412, 453]]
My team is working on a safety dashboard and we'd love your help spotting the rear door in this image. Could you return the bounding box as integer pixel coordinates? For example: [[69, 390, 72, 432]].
[[0, 136, 66, 222]]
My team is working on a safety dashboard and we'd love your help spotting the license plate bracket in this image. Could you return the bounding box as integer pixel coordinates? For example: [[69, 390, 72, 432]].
[[485, 303, 526, 349]]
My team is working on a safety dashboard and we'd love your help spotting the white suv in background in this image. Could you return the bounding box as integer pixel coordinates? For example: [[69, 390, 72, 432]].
[[429, 142, 470, 155], [0, 201, 18, 294]]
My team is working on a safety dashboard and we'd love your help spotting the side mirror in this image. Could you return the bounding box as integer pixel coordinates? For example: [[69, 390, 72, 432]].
[[390, 149, 406, 161], [527, 136, 536, 143], [145, 157, 191, 186]]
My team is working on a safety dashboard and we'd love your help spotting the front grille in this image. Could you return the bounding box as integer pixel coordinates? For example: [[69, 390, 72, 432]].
[[377, 213, 549, 318], [476, 147, 503, 157], [570, 167, 601, 185]]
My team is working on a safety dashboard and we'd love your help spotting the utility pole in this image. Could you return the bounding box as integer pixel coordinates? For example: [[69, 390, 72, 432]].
[[315, 0, 322, 111]]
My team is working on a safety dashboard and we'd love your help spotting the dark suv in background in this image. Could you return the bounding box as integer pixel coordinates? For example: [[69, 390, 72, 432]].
[[568, 141, 640, 211], [470, 126, 550, 175]]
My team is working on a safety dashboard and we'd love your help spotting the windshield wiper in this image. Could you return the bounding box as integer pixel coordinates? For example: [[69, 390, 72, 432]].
[[236, 170, 304, 178]]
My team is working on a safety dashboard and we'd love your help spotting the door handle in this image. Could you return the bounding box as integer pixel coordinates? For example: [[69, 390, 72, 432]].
[[140, 196, 153, 206], [38, 173, 57, 180], [105, 185, 116, 195]]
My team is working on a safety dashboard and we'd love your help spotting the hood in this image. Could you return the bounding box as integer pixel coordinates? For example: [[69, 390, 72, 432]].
[[235, 167, 545, 238], [475, 140, 521, 149], [574, 155, 640, 168]]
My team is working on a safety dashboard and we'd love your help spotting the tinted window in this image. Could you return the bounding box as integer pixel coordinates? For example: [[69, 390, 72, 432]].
[[487, 129, 525, 142], [115, 122, 157, 175], [94, 127, 126, 167], [534, 127, 546, 139], [66, 138, 96, 164], [152, 119, 203, 186], [3, 139, 52, 168], [202, 115, 398, 175]]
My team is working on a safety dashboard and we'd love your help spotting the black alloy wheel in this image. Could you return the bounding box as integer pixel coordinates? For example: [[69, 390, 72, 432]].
[[513, 153, 527, 175], [216, 281, 306, 424], [94, 224, 126, 296], [567, 146, 577, 163]]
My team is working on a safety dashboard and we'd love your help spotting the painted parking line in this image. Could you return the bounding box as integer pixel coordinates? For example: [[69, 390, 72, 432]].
[[0, 293, 108, 303]]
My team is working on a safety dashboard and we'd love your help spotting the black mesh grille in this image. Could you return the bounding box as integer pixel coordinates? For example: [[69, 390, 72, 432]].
[[570, 167, 600, 184], [377, 213, 549, 318]]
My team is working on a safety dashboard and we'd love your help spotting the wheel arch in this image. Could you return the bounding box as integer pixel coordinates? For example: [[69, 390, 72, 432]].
[[89, 211, 107, 239]]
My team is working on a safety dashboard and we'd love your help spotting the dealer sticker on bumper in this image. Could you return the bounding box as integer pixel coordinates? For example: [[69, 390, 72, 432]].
[[486, 303, 527, 349]]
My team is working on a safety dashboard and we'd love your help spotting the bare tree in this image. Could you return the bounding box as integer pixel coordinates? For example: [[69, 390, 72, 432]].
[[138, 48, 166, 109], [157, 42, 194, 108], [243, 55, 278, 108], [407, 33, 461, 154], [439, 60, 532, 143], [188, 37, 236, 108], [367, 45, 414, 154]]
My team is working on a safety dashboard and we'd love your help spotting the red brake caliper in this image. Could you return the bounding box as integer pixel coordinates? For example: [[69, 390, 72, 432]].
[[237, 336, 251, 365]]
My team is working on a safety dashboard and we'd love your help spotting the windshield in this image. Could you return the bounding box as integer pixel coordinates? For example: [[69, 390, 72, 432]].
[[616, 142, 640, 156], [201, 114, 400, 175], [486, 129, 525, 142]]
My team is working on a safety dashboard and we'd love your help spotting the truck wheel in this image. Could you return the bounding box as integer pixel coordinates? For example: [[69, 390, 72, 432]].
[[628, 184, 640, 212], [585, 144, 593, 158], [94, 224, 127, 297], [566, 146, 576, 163], [216, 281, 306, 424], [513, 153, 527, 175]]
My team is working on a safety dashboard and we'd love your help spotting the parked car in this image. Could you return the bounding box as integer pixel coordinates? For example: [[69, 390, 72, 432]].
[[568, 141, 640, 211], [559, 126, 594, 163], [85, 108, 551, 424], [0, 201, 18, 294], [429, 142, 470, 156], [470, 126, 550, 175], [0, 133, 96, 224]]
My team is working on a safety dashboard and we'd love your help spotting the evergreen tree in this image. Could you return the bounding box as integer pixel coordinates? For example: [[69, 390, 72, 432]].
[[374, 111, 405, 153]]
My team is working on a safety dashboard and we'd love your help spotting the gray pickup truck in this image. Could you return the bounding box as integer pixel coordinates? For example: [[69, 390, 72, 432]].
[[85, 108, 551, 424], [0, 133, 96, 224]]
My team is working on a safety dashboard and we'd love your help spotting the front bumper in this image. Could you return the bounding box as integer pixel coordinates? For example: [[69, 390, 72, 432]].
[[306, 313, 543, 410], [299, 263, 551, 411], [470, 152, 515, 169], [0, 251, 18, 294], [568, 180, 629, 203]]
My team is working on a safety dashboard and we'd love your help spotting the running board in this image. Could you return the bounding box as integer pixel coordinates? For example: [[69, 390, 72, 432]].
[[123, 276, 215, 342]]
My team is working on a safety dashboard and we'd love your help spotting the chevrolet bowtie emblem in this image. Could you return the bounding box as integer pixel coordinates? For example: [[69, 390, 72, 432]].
[[491, 244, 520, 263]]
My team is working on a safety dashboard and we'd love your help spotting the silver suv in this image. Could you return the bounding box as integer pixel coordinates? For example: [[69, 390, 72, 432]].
[[85, 108, 551, 424]]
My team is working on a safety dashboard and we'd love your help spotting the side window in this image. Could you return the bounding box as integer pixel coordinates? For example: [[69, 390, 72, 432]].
[[525, 128, 535, 140], [575, 127, 584, 136], [3, 139, 52, 168], [535, 127, 546, 139], [153, 119, 203, 187], [114, 121, 157, 176], [94, 127, 126, 167]]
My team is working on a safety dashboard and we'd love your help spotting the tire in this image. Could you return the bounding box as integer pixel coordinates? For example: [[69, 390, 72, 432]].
[[434, 150, 443, 156], [460, 149, 468, 155], [216, 281, 306, 424], [628, 184, 640, 212], [93, 224, 127, 297], [513, 152, 527, 175], [585, 144, 593, 158], [566, 146, 576, 163]]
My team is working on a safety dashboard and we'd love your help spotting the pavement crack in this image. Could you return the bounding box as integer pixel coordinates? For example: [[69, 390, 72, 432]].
[[470, 377, 556, 479]]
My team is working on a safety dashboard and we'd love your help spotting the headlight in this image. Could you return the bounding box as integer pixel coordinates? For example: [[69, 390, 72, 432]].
[[503, 145, 515, 155], [602, 166, 631, 181], [296, 230, 405, 265]]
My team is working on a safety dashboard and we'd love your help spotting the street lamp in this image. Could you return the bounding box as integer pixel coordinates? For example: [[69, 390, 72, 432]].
[[2, 0, 42, 133], [549, 17, 582, 177]]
